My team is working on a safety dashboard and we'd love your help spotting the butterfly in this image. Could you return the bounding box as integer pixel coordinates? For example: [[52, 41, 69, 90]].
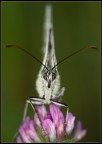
[[5, 4, 97, 137]]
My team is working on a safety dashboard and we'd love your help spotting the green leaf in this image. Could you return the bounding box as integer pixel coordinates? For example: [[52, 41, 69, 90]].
[[62, 138, 75, 143], [35, 125, 48, 142]]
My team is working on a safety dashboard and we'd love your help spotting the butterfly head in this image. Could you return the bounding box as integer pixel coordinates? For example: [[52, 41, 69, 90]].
[[42, 67, 57, 88]]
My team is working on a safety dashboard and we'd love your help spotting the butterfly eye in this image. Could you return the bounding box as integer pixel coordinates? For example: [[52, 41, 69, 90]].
[[43, 73, 48, 81], [52, 73, 56, 81]]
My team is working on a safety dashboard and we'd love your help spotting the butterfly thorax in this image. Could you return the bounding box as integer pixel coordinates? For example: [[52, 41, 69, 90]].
[[36, 65, 60, 104]]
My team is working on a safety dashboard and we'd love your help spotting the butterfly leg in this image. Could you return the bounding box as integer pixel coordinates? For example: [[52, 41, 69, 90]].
[[23, 97, 45, 121], [57, 87, 65, 97], [23, 97, 48, 138], [12, 97, 45, 142]]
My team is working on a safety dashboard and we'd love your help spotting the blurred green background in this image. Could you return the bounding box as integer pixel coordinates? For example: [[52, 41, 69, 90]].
[[2, 2, 100, 142]]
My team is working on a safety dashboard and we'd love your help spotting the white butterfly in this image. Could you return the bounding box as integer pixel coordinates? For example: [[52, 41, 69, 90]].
[[6, 4, 97, 139], [25, 5, 68, 126]]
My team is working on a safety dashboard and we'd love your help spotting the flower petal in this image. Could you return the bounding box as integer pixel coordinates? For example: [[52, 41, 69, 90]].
[[44, 112, 52, 121], [35, 105, 47, 119], [17, 136, 23, 143], [21, 117, 30, 129], [34, 113, 48, 137], [66, 112, 75, 135], [19, 126, 33, 143], [34, 113, 41, 128], [34, 105, 47, 128], [18, 117, 40, 143], [57, 120, 64, 142], [28, 120, 40, 142], [43, 119, 56, 142], [50, 104, 64, 127], [50, 104, 64, 142], [74, 121, 87, 141]]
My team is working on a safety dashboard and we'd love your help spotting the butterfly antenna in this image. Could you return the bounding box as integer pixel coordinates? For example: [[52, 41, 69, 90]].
[[5, 44, 48, 70], [52, 45, 98, 70]]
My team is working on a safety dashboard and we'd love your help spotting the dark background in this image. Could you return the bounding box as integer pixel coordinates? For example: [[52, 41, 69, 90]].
[[2, 2, 100, 142]]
